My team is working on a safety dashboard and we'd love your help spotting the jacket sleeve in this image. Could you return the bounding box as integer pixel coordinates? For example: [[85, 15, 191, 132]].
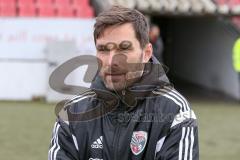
[[48, 119, 79, 160], [155, 110, 199, 160]]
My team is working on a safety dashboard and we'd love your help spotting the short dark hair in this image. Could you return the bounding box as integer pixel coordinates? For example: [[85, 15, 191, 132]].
[[94, 5, 149, 49]]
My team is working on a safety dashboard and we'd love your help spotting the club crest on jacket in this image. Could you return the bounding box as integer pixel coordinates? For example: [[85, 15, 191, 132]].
[[130, 131, 148, 155]]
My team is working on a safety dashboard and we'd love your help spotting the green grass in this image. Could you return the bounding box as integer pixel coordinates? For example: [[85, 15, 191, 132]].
[[192, 100, 240, 160], [0, 100, 240, 160], [0, 101, 56, 160]]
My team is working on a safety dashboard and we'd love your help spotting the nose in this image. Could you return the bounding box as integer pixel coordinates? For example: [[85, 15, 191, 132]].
[[107, 51, 118, 67], [108, 51, 128, 67]]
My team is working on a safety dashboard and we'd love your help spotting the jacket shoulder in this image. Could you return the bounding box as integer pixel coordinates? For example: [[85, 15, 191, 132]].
[[58, 90, 96, 122], [152, 86, 197, 128], [152, 86, 191, 113]]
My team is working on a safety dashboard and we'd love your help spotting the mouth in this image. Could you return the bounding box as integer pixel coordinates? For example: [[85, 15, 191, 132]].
[[105, 73, 125, 80]]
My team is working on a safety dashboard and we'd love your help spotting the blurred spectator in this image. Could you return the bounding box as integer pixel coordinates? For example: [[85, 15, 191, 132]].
[[149, 24, 164, 63], [233, 38, 240, 94]]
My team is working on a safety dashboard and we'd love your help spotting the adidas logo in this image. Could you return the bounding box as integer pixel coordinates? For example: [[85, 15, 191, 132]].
[[91, 136, 103, 149]]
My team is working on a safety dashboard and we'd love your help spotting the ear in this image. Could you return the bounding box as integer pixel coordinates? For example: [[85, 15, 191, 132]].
[[143, 43, 153, 63]]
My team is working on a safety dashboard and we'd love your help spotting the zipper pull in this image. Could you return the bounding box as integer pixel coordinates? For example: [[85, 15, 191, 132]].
[[122, 90, 126, 96]]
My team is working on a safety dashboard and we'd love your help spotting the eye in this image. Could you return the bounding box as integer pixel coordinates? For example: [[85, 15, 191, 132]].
[[97, 45, 109, 54], [97, 45, 104, 51], [119, 41, 132, 50], [117, 41, 133, 54], [97, 50, 109, 55], [106, 42, 116, 50]]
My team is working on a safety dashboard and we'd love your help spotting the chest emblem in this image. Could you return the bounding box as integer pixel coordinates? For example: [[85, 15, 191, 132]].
[[130, 131, 148, 155]]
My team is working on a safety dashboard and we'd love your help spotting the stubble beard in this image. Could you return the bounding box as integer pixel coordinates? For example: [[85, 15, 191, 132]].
[[100, 54, 144, 92]]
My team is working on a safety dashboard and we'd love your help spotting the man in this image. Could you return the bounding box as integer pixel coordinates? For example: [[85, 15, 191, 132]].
[[48, 6, 199, 160], [149, 24, 164, 63]]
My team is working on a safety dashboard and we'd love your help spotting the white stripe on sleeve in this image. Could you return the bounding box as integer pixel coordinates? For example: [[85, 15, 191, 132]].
[[48, 123, 60, 160], [178, 127, 186, 160], [53, 130, 60, 160], [189, 127, 195, 160], [184, 127, 190, 160]]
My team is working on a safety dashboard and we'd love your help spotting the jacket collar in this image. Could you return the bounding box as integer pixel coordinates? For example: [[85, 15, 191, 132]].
[[90, 57, 170, 108]]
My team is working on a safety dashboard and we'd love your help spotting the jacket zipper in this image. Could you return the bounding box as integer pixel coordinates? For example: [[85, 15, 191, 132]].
[[112, 125, 121, 160], [113, 90, 125, 159]]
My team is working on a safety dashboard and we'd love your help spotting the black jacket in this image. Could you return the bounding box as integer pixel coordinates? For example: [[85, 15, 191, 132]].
[[48, 60, 199, 160]]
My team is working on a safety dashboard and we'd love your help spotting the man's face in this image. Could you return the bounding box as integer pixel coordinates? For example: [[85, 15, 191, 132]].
[[96, 23, 152, 91]]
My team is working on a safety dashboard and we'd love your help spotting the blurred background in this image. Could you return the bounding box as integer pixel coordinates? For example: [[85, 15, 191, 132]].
[[0, 0, 240, 160]]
